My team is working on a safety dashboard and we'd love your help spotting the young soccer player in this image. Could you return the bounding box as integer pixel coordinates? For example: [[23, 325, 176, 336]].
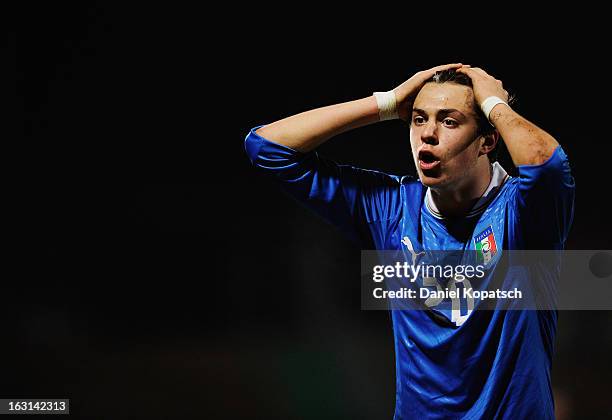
[[245, 63, 574, 418]]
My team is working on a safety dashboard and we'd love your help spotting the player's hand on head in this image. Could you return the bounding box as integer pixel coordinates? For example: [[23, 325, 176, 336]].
[[456, 67, 509, 106], [393, 63, 465, 121]]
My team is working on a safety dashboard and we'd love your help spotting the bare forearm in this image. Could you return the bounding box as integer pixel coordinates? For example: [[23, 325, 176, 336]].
[[255, 96, 380, 153], [490, 104, 559, 166]]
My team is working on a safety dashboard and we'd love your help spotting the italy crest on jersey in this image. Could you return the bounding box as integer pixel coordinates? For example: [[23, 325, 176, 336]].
[[474, 225, 498, 266]]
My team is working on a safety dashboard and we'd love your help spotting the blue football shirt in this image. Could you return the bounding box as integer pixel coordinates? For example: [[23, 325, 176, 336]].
[[245, 126, 575, 419]]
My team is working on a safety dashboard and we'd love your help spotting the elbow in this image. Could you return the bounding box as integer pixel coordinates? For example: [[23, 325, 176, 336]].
[[244, 127, 265, 165]]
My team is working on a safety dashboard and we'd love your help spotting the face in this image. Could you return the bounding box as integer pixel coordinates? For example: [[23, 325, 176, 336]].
[[410, 82, 490, 190]]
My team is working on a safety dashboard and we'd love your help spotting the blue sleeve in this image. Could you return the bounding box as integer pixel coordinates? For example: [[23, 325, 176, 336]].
[[516, 145, 576, 247], [244, 126, 403, 248]]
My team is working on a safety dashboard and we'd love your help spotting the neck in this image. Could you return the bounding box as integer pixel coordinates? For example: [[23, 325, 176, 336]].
[[430, 161, 493, 218]]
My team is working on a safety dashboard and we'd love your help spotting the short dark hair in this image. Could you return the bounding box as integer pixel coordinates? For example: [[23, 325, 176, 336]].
[[417, 69, 516, 162]]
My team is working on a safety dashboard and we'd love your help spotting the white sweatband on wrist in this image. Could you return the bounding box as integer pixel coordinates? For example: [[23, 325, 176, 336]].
[[480, 96, 509, 124], [373, 91, 399, 121]]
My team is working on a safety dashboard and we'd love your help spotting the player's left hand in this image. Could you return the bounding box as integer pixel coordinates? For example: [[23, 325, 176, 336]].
[[456, 67, 509, 105]]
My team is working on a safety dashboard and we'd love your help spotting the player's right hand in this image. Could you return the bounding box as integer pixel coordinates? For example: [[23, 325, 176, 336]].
[[393, 63, 465, 121]]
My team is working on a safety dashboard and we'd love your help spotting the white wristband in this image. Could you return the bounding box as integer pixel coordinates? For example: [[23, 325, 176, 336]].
[[373, 91, 399, 121], [480, 96, 509, 124]]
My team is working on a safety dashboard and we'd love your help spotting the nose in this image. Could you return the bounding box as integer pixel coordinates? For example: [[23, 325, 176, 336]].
[[420, 120, 438, 145]]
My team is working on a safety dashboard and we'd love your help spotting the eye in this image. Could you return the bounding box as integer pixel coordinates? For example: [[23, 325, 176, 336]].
[[442, 118, 458, 127], [413, 115, 426, 125]]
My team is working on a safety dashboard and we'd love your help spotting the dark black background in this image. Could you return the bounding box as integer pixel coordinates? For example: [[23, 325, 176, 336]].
[[11, 4, 612, 419]]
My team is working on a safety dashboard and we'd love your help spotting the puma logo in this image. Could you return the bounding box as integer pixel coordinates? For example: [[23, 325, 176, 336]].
[[401, 236, 425, 266]]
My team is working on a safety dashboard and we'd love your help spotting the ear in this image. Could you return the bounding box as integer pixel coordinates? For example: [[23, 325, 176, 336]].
[[479, 130, 499, 156]]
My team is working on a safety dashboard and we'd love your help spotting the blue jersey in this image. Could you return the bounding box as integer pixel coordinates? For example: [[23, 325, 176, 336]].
[[245, 126, 575, 419]]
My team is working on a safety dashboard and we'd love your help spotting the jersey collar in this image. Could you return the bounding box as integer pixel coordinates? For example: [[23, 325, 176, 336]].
[[425, 162, 509, 220]]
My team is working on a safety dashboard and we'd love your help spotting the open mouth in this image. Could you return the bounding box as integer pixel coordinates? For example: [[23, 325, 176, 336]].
[[418, 150, 441, 171]]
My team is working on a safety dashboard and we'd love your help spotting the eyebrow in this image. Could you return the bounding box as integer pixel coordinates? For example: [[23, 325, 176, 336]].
[[412, 108, 467, 118]]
